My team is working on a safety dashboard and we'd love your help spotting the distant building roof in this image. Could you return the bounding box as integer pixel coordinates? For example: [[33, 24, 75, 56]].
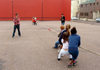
[[81, 0, 96, 4]]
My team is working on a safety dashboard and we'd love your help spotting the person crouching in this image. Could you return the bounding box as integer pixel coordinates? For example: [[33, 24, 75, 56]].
[[68, 27, 81, 67], [57, 32, 72, 61]]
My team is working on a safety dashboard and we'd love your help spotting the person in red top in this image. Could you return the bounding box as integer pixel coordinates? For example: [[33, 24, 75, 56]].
[[12, 13, 21, 38], [32, 17, 37, 25]]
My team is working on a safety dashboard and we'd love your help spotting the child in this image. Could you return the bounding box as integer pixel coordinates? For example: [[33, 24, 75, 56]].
[[68, 27, 81, 67], [32, 17, 37, 25], [12, 13, 21, 38], [54, 25, 65, 49], [57, 32, 72, 61], [59, 24, 71, 45], [60, 14, 65, 25]]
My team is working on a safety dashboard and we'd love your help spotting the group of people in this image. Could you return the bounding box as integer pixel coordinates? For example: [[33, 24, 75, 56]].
[[12, 13, 81, 67], [54, 15, 81, 67]]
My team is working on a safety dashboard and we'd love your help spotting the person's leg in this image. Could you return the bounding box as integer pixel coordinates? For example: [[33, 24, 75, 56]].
[[72, 51, 79, 61], [63, 22, 65, 25], [17, 24, 21, 36], [58, 49, 67, 59], [34, 22, 35, 25], [69, 54, 73, 60], [68, 51, 79, 67], [12, 25, 16, 37], [35, 22, 37, 25], [61, 22, 63, 25], [58, 49, 63, 60], [54, 41, 59, 48], [36, 22, 37, 25], [71, 52, 78, 66], [63, 50, 72, 60], [61, 22, 65, 25], [65, 51, 72, 60]]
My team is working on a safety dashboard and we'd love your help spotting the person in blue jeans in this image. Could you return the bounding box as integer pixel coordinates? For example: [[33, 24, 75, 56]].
[[68, 27, 81, 67], [54, 26, 65, 48], [60, 14, 65, 25]]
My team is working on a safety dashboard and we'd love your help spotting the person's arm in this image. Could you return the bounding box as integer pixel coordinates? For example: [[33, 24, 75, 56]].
[[58, 32, 61, 37], [59, 34, 62, 45], [58, 30, 66, 45], [78, 36, 81, 47]]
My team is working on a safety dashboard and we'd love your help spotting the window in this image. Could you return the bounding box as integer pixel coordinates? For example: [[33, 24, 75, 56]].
[[93, 3, 95, 5], [80, 13, 83, 16], [90, 3, 92, 6], [85, 13, 88, 16], [97, 2, 99, 5], [90, 11, 92, 13], [81, 5, 83, 7]]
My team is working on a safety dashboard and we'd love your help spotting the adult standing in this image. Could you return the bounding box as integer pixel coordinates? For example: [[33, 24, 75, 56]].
[[61, 14, 65, 25], [12, 13, 21, 38]]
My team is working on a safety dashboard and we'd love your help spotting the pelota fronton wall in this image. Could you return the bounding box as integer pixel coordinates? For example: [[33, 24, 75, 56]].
[[0, 0, 71, 21]]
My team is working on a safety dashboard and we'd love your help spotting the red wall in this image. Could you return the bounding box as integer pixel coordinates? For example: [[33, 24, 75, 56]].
[[0, 0, 71, 21], [0, 0, 12, 20]]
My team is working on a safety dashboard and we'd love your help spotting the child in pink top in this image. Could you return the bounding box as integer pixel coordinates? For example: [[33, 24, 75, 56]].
[[12, 13, 21, 37]]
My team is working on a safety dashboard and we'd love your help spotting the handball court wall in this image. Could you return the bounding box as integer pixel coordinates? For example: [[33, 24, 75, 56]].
[[0, 0, 71, 21]]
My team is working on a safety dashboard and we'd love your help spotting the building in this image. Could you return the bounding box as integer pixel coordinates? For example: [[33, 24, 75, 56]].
[[0, 0, 71, 21], [79, 0, 100, 19], [71, 0, 79, 18], [71, 0, 87, 18]]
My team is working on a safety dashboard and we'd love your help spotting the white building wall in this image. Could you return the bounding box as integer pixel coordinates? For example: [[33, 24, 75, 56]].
[[71, 0, 79, 18]]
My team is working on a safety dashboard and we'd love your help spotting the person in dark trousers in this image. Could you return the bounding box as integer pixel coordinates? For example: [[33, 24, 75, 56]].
[[54, 25, 65, 49], [61, 14, 65, 25], [12, 13, 21, 38], [68, 27, 81, 67]]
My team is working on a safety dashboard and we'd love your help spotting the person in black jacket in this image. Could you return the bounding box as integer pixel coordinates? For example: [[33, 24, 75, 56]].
[[61, 14, 65, 25]]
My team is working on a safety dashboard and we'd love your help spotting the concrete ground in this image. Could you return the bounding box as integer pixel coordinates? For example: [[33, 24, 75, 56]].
[[0, 21, 100, 70]]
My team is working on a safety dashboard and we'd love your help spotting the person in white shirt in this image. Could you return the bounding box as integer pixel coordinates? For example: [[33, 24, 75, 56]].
[[58, 32, 72, 61]]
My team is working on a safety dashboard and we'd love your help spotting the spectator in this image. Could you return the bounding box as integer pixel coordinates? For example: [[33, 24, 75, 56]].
[[61, 14, 65, 25]]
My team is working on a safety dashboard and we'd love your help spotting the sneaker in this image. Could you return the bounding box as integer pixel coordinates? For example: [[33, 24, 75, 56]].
[[69, 58, 72, 60], [57, 58, 61, 61], [73, 61, 77, 66]]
